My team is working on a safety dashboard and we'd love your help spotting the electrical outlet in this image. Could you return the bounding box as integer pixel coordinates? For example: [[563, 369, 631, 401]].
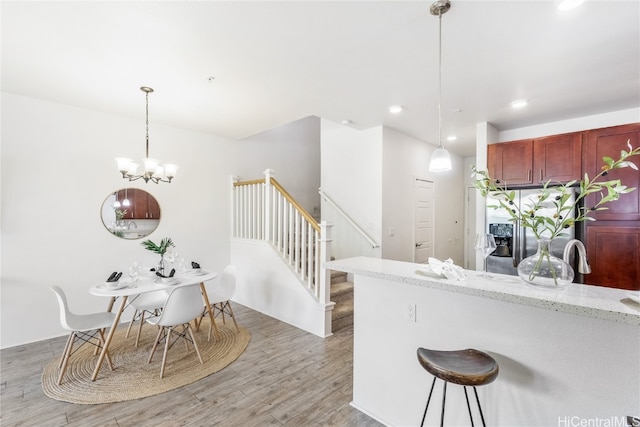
[[407, 303, 416, 322]]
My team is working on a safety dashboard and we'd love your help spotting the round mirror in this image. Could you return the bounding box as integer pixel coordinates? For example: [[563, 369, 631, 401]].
[[101, 188, 161, 239]]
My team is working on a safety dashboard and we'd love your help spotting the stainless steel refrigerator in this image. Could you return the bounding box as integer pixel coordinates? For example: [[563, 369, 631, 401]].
[[485, 187, 582, 281]]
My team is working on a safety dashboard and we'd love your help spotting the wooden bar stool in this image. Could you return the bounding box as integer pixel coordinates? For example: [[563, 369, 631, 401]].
[[417, 348, 499, 427]]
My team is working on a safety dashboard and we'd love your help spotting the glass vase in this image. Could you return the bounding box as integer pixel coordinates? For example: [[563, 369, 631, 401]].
[[517, 238, 574, 288], [157, 254, 165, 275]]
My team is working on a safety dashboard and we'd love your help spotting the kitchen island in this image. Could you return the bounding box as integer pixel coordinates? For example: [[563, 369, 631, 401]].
[[325, 256, 640, 427]]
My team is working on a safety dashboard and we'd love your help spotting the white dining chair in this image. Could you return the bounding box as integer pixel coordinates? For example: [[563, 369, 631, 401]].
[[125, 290, 168, 347], [146, 284, 204, 379], [198, 265, 240, 339], [50, 285, 116, 385]]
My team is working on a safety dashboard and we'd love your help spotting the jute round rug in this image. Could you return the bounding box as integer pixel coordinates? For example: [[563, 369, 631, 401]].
[[42, 317, 250, 404]]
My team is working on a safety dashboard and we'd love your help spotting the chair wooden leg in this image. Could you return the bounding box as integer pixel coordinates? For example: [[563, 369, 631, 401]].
[[183, 325, 190, 352], [187, 323, 204, 365], [208, 306, 220, 342], [219, 302, 227, 325], [98, 329, 114, 371], [226, 302, 240, 332], [159, 327, 172, 379], [195, 308, 205, 332], [57, 333, 76, 385], [125, 310, 139, 338], [58, 334, 73, 369], [148, 326, 164, 364], [135, 310, 146, 347]]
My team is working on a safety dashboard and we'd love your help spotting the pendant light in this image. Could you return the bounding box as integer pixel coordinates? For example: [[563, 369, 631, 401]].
[[116, 87, 177, 184], [122, 188, 130, 207], [428, 0, 453, 172], [113, 191, 121, 208]]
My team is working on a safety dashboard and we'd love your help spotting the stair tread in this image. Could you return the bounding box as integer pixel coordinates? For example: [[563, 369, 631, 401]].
[[331, 281, 353, 297], [332, 302, 353, 318], [330, 270, 348, 282]]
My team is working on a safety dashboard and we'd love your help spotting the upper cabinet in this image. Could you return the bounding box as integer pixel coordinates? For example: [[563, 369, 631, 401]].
[[491, 139, 534, 185], [488, 132, 582, 186], [533, 132, 582, 184], [583, 123, 640, 221]]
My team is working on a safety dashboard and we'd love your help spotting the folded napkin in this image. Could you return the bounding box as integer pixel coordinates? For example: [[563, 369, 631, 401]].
[[106, 272, 122, 282], [155, 268, 176, 279], [191, 261, 201, 269], [424, 257, 467, 281]]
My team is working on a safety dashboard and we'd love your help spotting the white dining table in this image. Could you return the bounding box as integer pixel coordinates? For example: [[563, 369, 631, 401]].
[[88, 269, 218, 381]]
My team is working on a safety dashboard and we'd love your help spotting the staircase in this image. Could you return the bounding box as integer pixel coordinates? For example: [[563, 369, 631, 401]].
[[331, 270, 354, 332]]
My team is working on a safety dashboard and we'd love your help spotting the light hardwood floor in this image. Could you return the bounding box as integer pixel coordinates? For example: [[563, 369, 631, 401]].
[[1, 304, 384, 427]]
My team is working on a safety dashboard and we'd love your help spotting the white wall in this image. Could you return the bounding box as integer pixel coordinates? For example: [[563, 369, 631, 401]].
[[320, 119, 383, 260], [1, 92, 235, 348], [382, 127, 465, 265], [234, 116, 321, 215], [320, 120, 465, 265], [497, 107, 640, 141], [231, 239, 329, 337]]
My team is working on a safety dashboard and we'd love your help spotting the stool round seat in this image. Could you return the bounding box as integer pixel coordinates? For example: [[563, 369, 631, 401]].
[[417, 348, 499, 386]]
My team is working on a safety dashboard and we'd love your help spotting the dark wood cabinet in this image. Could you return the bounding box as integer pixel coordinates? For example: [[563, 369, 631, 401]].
[[585, 225, 640, 290], [583, 123, 640, 221], [489, 132, 581, 186], [486, 123, 640, 291], [493, 139, 534, 185], [582, 123, 640, 291], [533, 132, 582, 184]]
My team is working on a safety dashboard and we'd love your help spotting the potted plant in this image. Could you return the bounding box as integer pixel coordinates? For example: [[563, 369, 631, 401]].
[[141, 237, 175, 274], [472, 141, 640, 287]]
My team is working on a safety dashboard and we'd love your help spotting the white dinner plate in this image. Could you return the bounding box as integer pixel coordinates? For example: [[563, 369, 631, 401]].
[[185, 269, 207, 276], [98, 281, 129, 290], [154, 277, 180, 286]]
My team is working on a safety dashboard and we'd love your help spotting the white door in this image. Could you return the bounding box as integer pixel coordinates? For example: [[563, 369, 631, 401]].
[[414, 179, 434, 263]]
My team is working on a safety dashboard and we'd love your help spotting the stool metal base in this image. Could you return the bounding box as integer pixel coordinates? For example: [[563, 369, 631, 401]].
[[420, 377, 488, 427]]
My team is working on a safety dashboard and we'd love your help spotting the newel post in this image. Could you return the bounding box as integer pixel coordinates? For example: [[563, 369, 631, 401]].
[[230, 175, 240, 238], [263, 169, 274, 242], [319, 220, 333, 305]]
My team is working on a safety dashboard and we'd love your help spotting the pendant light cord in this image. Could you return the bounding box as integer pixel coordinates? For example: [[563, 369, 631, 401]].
[[437, 8, 443, 150], [145, 90, 150, 159]]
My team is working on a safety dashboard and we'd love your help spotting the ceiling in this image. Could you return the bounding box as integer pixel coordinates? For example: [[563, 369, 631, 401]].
[[2, 1, 638, 157]]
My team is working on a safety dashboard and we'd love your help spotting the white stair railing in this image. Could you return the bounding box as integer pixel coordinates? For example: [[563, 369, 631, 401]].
[[319, 188, 379, 248], [232, 170, 330, 302]]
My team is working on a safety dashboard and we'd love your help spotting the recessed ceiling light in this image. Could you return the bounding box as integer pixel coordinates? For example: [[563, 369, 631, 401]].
[[388, 105, 403, 114], [447, 135, 457, 141], [510, 99, 528, 109], [341, 120, 352, 126], [557, 0, 584, 11]]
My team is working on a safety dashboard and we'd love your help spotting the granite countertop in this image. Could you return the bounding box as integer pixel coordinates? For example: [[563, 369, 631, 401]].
[[324, 256, 640, 325]]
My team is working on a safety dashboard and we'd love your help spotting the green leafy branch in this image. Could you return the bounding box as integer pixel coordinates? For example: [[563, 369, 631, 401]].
[[141, 237, 175, 255], [472, 140, 640, 240]]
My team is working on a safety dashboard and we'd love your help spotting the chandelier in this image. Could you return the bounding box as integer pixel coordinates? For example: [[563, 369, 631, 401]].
[[428, 0, 453, 172], [116, 87, 177, 183]]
